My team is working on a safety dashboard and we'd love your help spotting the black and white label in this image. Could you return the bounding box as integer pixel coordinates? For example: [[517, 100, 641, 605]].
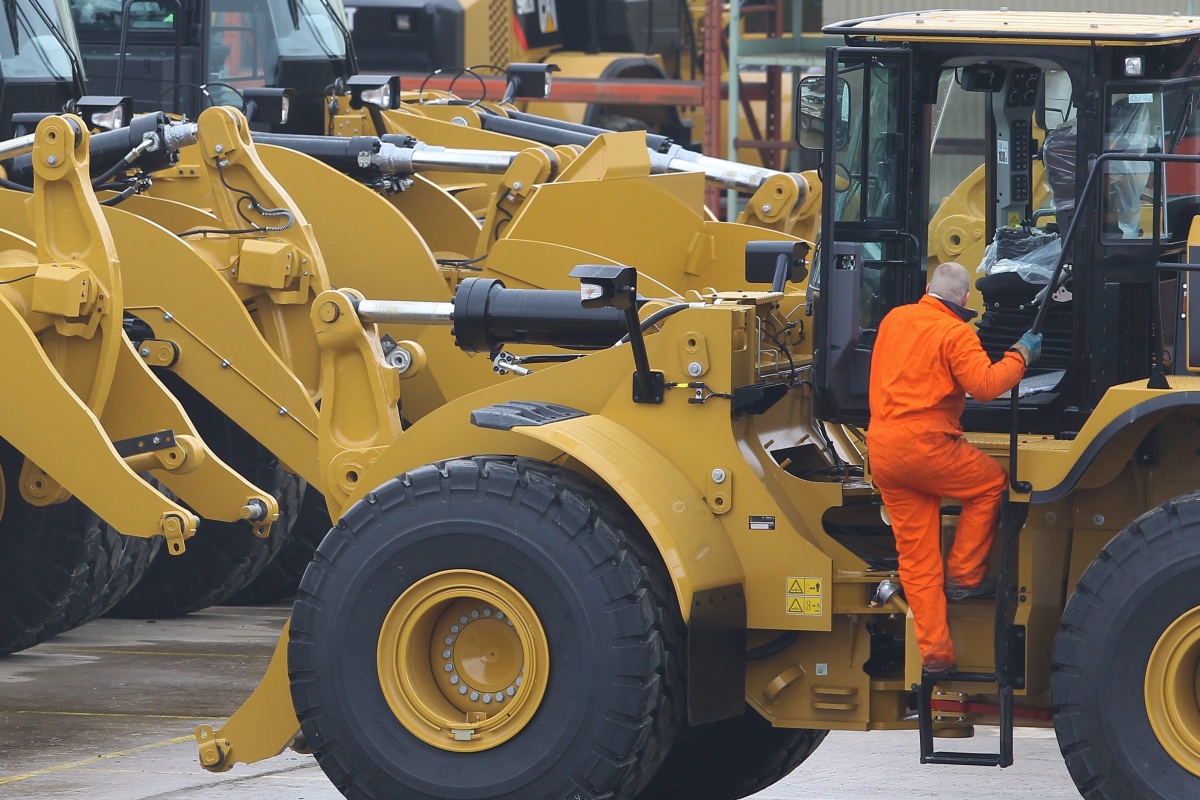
[[749, 515, 776, 531]]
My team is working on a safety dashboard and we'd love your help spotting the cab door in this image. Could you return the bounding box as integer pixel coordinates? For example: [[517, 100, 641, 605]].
[[812, 47, 923, 424]]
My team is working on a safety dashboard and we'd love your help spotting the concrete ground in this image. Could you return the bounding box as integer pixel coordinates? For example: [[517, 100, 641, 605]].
[[0, 606, 1084, 800]]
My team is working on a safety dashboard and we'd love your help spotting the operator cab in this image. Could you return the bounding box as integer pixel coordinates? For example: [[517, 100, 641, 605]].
[[0, 0, 85, 137], [69, 0, 353, 131], [800, 11, 1200, 435]]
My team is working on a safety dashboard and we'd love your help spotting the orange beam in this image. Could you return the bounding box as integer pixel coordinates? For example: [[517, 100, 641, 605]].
[[703, 0, 724, 214], [401, 74, 704, 106]]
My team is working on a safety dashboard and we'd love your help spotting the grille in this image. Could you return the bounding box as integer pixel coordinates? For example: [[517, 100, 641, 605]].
[[489, 0, 510, 67]]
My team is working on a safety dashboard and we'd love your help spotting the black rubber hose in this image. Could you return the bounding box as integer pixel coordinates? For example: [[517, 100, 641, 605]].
[[617, 301, 693, 344], [746, 631, 800, 661]]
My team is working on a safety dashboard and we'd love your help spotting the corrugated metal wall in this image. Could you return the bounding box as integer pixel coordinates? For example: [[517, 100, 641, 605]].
[[822, 0, 1200, 23]]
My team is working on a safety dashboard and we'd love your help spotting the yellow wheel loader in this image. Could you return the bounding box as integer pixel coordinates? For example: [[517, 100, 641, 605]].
[[0, 114, 280, 652], [62, 0, 822, 240], [179, 10, 1200, 800], [61, 107, 809, 603]]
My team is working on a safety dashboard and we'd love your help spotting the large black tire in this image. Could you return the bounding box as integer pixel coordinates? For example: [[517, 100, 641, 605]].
[[0, 438, 154, 654], [1052, 491, 1200, 799], [41, 526, 159, 638], [106, 375, 303, 619], [223, 484, 329, 606], [635, 706, 827, 800], [289, 457, 684, 800]]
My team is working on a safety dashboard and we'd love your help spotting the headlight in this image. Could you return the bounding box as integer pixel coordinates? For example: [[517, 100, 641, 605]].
[[76, 95, 133, 131], [348, 75, 402, 110]]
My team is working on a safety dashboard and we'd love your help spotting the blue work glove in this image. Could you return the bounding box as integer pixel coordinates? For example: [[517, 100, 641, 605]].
[[1010, 330, 1043, 366]]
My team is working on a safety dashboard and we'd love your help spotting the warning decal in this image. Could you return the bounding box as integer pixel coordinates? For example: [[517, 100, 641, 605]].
[[538, 0, 558, 34], [785, 576, 823, 616]]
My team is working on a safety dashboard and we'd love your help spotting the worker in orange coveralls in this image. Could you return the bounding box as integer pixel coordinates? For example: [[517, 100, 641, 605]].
[[868, 262, 1041, 674]]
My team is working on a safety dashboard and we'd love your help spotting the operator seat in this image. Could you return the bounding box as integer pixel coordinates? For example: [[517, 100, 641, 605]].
[[1042, 121, 1078, 234]]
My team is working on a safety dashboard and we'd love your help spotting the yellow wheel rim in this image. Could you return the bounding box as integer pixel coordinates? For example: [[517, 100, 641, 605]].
[[376, 569, 549, 752], [1146, 605, 1200, 777]]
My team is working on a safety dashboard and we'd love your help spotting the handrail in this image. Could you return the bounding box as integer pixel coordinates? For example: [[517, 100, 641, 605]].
[[114, 0, 183, 111], [1008, 149, 1200, 491]]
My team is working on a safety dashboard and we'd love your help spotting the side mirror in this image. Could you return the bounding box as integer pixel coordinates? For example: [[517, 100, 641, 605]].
[[796, 75, 850, 151]]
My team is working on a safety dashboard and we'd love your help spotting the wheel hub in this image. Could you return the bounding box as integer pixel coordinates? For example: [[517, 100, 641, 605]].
[[377, 570, 548, 752], [431, 598, 525, 711], [1145, 604, 1200, 777]]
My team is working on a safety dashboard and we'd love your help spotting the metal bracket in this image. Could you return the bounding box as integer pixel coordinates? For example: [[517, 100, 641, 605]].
[[112, 429, 176, 458]]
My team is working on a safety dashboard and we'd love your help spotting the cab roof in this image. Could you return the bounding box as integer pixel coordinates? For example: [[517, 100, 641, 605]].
[[826, 9, 1200, 46]]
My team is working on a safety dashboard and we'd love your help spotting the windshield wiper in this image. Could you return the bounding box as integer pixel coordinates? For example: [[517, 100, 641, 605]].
[[3, 0, 18, 53], [316, 0, 357, 74], [24, 0, 87, 95], [1168, 91, 1197, 154]]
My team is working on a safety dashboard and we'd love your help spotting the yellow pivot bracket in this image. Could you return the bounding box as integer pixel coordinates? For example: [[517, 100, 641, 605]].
[[196, 620, 301, 772], [311, 289, 403, 517]]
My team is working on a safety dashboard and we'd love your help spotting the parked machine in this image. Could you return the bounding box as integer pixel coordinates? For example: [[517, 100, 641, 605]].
[[182, 10, 1200, 800], [342, 0, 695, 138]]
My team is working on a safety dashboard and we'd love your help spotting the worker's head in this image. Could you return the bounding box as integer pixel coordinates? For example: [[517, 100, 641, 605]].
[[927, 262, 971, 308]]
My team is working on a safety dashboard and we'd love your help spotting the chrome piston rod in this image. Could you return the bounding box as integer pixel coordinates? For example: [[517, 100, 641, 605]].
[[0, 133, 36, 162], [374, 142, 517, 175], [354, 299, 454, 325]]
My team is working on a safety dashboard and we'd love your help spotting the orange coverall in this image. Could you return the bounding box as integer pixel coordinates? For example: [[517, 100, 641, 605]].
[[867, 294, 1026, 670]]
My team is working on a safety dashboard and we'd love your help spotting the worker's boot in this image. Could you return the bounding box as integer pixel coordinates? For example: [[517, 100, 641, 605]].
[[944, 575, 997, 602]]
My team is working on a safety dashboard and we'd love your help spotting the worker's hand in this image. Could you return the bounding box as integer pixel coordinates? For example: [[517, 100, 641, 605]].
[[1010, 330, 1043, 366]]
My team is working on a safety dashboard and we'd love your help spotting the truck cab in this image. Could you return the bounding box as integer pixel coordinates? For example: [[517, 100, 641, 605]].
[[0, 0, 85, 137], [802, 11, 1200, 438], [70, 0, 354, 131]]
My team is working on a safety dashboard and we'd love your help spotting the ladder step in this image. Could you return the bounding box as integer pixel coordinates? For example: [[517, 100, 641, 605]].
[[922, 752, 1004, 767], [918, 674, 1014, 768], [927, 671, 997, 684]]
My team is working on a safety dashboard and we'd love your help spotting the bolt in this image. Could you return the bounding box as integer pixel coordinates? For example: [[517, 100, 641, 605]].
[[220, 359, 230, 368], [46, 155, 57, 165], [451, 116, 468, 126], [152, 436, 161, 445], [1092, 514, 1105, 526], [712, 468, 727, 484], [688, 361, 703, 376], [318, 301, 341, 323], [386, 347, 414, 373], [140, 348, 150, 357], [762, 203, 772, 213], [512, 181, 523, 191], [214, 144, 224, 153], [163, 312, 173, 321], [278, 407, 288, 416]]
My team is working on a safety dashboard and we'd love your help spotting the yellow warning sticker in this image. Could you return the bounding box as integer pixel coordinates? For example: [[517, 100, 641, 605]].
[[1007, 212, 1021, 228], [785, 576, 824, 615]]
